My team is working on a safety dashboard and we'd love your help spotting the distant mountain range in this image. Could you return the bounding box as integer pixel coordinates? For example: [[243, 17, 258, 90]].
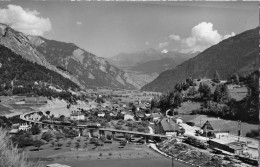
[[141, 27, 259, 92], [0, 23, 136, 90], [108, 49, 198, 72], [108, 49, 198, 89]]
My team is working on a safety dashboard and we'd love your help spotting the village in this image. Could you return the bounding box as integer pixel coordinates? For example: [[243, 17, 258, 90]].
[[3, 76, 258, 167]]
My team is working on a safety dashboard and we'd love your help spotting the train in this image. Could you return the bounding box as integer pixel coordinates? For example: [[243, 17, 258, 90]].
[[42, 120, 76, 126]]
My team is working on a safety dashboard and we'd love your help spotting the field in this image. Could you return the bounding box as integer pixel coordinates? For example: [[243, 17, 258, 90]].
[[228, 86, 248, 101], [44, 156, 191, 167], [177, 102, 201, 114], [0, 104, 12, 115], [25, 134, 191, 167]]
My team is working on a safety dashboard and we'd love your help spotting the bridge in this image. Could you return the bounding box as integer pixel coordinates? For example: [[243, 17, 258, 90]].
[[20, 111, 169, 142]]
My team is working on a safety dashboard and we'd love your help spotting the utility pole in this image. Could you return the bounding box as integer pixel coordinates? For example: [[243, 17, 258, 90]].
[[171, 150, 174, 167], [237, 120, 241, 142]]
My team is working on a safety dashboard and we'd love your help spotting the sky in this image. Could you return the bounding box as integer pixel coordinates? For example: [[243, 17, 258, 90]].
[[0, 1, 258, 58]]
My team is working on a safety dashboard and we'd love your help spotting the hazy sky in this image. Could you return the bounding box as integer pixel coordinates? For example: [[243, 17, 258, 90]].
[[0, 1, 258, 58]]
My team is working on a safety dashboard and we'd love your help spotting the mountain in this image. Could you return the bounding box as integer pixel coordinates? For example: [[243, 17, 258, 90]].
[[142, 27, 259, 92], [131, 58, 179, 74], [0, 23, 136, 90], [108, 49, 197, 71], [108, 49, 198, 89], [0, 44, 79, 95]]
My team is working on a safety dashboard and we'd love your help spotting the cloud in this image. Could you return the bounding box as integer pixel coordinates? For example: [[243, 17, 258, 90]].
[[76, 21, 82, 26], [169, 34, 180, 41], [223, 32, 236, 40], [161, 49, 168, 53], [158, 42, 168, 49], [181, 22, 235, 53], [145, 41, 150, 46], [0, 4, 51, 36]]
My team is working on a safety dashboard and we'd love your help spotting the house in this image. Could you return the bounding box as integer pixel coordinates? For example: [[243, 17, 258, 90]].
[[150, 113, 161, 122], [70, 111, 85, 121], [109, 111, 118, 117], [135, 112, 145, 121], [174, 117, 183, 124], [124, 113, 135, 121], [154, 117, 180, 136], [97, 111, 105, 117], [18, 123, 31, 131], [201, 120, 230, 138]]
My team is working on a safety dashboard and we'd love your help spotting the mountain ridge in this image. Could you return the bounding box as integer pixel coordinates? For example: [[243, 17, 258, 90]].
[[0, 23, 137, 90], [141, 27, 259, 92]]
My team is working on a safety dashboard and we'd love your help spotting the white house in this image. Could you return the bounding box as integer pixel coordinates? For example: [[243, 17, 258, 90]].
[[70, 112, 85, 120], [124, 114, 135, 121], [18, 123, 31, 131], [98, 112, 105, 117], [175, 117, 183, 124]]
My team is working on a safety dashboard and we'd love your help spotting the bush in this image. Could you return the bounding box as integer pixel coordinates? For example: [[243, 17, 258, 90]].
[[41, 132, 53, 142], [246, 129, 259, 138], [33, 140, 44, 150], [11, 131, 34, 148], [31, 125, 41, 135], [187, 122, 195, 126], [57, 143, 63, 148]]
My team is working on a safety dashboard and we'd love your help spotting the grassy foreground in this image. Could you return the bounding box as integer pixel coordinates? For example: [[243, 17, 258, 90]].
[[0, 128, 42, 167]]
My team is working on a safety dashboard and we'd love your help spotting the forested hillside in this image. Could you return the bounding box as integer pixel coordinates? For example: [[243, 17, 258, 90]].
[[0, 45, 79, 100]]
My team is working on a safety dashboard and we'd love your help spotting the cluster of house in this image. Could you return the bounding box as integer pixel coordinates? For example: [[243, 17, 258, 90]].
[[24, 112, 42, 122], [181, 117, 259, 162], [9, 123, 31, 134], [69, 101, 152, 121]]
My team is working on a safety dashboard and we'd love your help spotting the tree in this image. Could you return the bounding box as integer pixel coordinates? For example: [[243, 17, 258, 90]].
[[31, 125, 41, 135], [233, 73, 240, 84], [150, 98, 159, 109], [41, 132, 53, 142], [174, 83, 182, 92], [220, 84, 229, 102], [11, 131, 34, 148], [174, 93, 183, 108], [59, 115, 65, 121], [75, 142, 80, 150], [212, 70, 220, 83], [131, 105, 137, 113], [33, 140, 44, 151], [57, 142, 63, 148], [213, 85, 222, 102], [198, 83, 211, 100], [186, 77, 193, 86]]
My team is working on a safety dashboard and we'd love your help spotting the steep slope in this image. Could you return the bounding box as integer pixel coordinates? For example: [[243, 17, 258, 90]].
[[0, 24, 81, 88], [32, 38, 136, 90], [0, 23, 136, 90], [142, 27, 259, 92], [0, 44, 79, 94]]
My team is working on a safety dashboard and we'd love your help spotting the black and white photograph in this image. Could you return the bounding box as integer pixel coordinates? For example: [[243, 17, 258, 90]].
[[0, 1, 259, 167]]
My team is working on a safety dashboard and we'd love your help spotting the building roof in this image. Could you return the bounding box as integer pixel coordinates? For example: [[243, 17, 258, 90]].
[[9, 129, 19, 134], [201, 120, 234, 132], [160, 118, 180, 132], [151, 113, 161, 118]]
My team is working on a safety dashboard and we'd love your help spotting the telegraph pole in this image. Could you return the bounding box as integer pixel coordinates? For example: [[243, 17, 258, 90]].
[[171, 151, 174, 167], [237, 120, 241, 142]]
